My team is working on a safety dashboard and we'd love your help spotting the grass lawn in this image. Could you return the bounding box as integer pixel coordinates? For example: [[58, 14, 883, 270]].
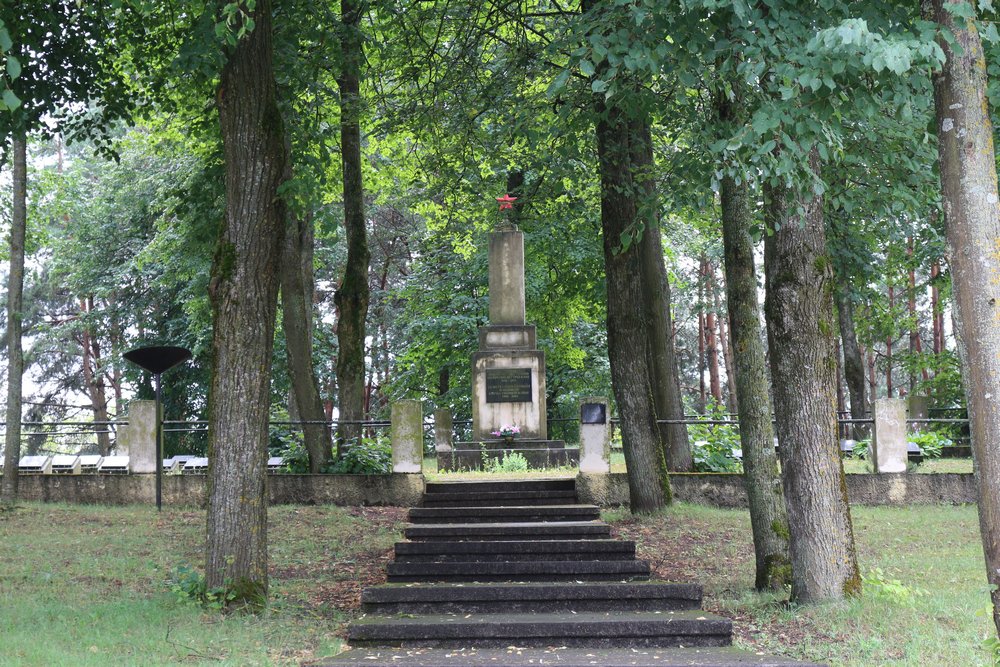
[[0, 500, 994, 666]]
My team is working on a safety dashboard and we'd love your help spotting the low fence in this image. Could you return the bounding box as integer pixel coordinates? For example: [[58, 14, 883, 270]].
[[9, 471, 976, 508], [0, 397, 974, 478]]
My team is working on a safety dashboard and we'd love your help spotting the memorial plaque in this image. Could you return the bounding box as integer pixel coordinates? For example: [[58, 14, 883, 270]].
[[486, 368, 533, 403], [581, 402, 607, 424]]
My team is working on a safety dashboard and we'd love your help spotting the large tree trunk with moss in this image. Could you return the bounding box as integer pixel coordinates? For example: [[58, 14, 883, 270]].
[[335, 0, 371, 449], [593, 103, 670, 514], [630, 119, 692, 472], [206, 0, 286, 607], [927, 0, 1000, 636], [2, 129, 26, 503], [281, 209, 333, 471], [763, 159, 860, 603], [720, 174, 790, 591]]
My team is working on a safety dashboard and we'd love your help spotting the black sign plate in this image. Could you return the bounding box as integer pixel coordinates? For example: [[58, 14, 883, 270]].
[[581, 403, 607, 424], [486, 369, 533, 403]]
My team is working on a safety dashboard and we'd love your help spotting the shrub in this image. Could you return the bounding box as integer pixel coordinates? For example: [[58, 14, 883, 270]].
[[907, 430, 951, 459], [329, 437, 393, 474], [167, 564, 236, 610], [853, 439, 871, 460], [688, 402, 742, 473], [863, 567, 927, 604], [483, 449, 530, 473]]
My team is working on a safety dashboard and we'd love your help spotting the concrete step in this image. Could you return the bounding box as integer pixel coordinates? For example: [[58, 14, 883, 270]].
[[409, 504, 600, 523], [317, 646, 826, 666], [386, 559, 650, 582], [421, 490, 578, 507], [362, 581, 701, 614], [404, 520, 612, 541], [393, 539, 636, 562], [347, 610, 732, 648], [424, 479, 575, 494]]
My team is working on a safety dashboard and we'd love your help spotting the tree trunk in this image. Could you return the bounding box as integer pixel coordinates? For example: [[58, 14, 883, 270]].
[[906, 236, 920, 396], [334, 0, 371, 449], [281, 209, 333, 472], [931, 260, 943, 356], [2, 129, 26, 503], [705, 299, 722, 405], [80, 297, 112, 455], [927, 0, 1000, 637], [907, 238, 925, 391], [835, 337, 846, 421], [697, 263, 707, 413], [834, 283, 868, 439], [206, 0, 286, 607], [631, 119, 692, 472], [763, 158, 860, 603], [886, 284, 894, 397], [865, 348, 875, 400], [714, 299, 739, 415], [720, 173, 790, 590], [593, 102, 670, 514]]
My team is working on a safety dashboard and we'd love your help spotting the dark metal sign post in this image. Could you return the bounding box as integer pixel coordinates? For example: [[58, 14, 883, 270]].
[[123, 346, 192, 511]]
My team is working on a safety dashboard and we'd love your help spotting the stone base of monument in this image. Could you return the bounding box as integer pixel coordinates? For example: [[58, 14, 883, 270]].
[[439, 440, 578, 471]]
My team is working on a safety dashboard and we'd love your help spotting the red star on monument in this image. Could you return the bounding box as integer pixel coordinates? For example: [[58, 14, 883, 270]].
[[496, 194, 517, 211]]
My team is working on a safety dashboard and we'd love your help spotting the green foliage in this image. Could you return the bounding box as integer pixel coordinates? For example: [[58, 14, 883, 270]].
[[907, 430, 950, 459], [167, 564, 236, 610], [862, 567, 927, 604], [976, 594, 1000, 664], [853, 439, 871, 461], [688, 403, 742, 473], [482, 450, 530, 474], [329, 438, 393, 475]]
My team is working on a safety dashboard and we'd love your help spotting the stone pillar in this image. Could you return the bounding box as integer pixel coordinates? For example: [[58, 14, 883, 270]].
[[872, 398, 907, 473], [391, 400, 424, 473], [907, 395, 929, 433], [121, 400, 158, 474], [488, 229, 526, 326], [434, 408, 453, 452], [579, 397, 610, 473]]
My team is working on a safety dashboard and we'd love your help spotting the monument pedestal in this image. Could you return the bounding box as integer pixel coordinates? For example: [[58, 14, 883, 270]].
[[471, 350, 547, 441], [438, 438, 578, 471]]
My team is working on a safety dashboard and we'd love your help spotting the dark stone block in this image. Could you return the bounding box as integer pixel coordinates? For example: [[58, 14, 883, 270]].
[[438, 447, 578, 471], [424, 479, 575, 494], [361, 581, 699, 614], [408, 504, 600, 524], [385, 558, 650, 582], [420, 489, 578, 508], [315, 646, 826, 666], [392, 539, 636, 563], [347, 610, 731, 648], [403, 520, 612, 541]]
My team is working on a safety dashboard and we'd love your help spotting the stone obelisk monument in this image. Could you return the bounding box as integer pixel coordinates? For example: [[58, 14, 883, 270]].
[[470, 225, 549, 441]]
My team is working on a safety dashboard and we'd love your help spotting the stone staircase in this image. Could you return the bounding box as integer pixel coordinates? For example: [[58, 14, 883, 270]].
[[316, 479, 825, 667]]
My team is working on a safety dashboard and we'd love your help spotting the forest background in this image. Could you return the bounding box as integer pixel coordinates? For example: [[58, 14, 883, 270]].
[[3, 0, 1000, 629]]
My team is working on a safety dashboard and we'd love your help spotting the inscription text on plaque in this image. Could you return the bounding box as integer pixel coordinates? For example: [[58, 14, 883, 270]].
[[485, 369, 533, 403]]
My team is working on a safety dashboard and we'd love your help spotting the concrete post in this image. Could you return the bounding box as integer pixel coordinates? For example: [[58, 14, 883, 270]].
[[121, 400, 158, 474], [488, 229, 526, 326], [579, 397, 611, 473], [392, 400, 424, 473], [434, 408, 453, 452], [872, 398, 908, 473], [907, 395, 929, 433]]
